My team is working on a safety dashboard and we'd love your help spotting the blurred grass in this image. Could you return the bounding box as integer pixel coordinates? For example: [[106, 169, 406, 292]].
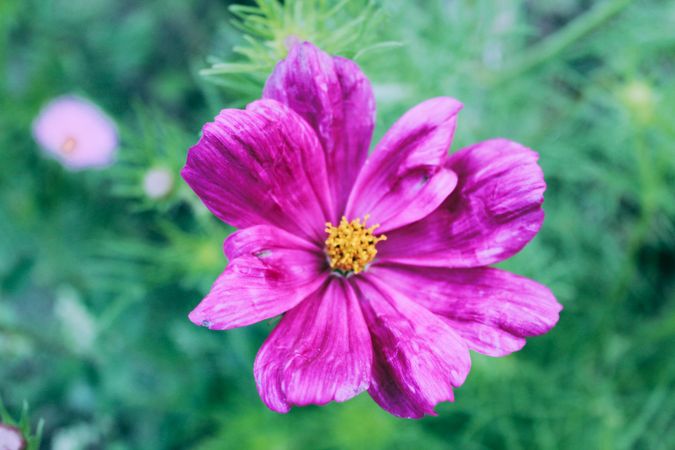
[[1, 0, 674, 449]]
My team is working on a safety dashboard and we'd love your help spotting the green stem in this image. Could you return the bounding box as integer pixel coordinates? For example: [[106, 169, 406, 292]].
[[491, 0, 634, 86], [605, 130, 659, 330]]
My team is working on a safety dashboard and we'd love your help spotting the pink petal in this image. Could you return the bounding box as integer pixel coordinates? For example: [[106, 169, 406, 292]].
[[345, 97, 462, 232], [181, 99, 333, 242], [188, 225, 327, 330], [378, 139, 545, 266], [264, 42, 375, 220], [254, 278, 373, 413], [369, 265, 562, 357], [353, 276, 471, 418]]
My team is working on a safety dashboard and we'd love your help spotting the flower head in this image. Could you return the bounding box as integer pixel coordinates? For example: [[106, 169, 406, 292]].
[[182, 42, 562, 418], [32, 95, 118, 170], [0, 423, 26, 450]]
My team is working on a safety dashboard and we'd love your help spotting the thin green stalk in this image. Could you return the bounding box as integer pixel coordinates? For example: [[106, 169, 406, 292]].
[[605, 130, 660, 329], [491, 0, 634, 86]]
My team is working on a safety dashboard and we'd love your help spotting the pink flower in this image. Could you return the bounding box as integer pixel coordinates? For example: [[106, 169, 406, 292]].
[[32, 95, 118, 170], [0, 424, 26, 450], [182, 42, 562, 418]]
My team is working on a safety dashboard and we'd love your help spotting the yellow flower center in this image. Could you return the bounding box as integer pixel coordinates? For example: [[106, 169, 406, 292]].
[[60, 137, 77, 154], [324, 215, 387, 274]]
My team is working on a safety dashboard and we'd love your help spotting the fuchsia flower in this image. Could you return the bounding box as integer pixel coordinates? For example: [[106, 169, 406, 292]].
[[32, 95, 118, 170], [183, 42, 561, 418]]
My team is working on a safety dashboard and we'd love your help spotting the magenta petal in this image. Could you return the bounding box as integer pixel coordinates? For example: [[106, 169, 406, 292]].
[[369, 265, 562, 357], [264, 42, 375, 219], [181, 99, 333, 242], [353, 276, 471, 418], [223, 224, 320, 260], [188, 225, 326, 330], [254, 278, 373, 413], [378, 139, 545, 267], [346, 97, 462, 232]]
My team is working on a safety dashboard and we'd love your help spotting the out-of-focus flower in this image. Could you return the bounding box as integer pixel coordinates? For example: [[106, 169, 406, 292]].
[[142, 167, 174, 199], [32, 95, 118, 170], [182, 42, 562, 418], [0, 423, 26, 450]]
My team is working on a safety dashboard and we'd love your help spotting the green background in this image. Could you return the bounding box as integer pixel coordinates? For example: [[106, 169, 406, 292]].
[[1, 0, 674, 448]]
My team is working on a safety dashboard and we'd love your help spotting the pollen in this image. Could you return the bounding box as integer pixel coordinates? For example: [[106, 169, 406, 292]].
[[60, 136, 77, 154], [325, 215, 387, 274]]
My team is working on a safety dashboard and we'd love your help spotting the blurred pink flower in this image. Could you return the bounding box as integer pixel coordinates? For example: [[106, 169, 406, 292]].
[[32, 95, 118, 170], [0, 424, 25, 450], [143, 167, 174, 199], [183, 42, 562, 418]]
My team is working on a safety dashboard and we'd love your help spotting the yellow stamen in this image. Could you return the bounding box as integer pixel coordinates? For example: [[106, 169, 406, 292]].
[[324, 215, 387, 274], [60, 137, 77, 154]]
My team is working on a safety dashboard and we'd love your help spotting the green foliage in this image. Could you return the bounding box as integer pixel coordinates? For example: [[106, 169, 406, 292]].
[[201, 0, 392, 103], [1, 0, 674, 449]]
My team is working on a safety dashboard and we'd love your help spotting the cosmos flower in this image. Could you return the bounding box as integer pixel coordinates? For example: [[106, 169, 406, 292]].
[[32, 95, 118, 170], [0, 423, 26, 450], [182, 42, 561, 418]]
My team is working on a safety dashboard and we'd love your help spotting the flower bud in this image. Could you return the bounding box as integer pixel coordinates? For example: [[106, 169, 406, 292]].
[[619, 80, 656, 124], [0, 424, 26, 450], [143, 167, 174, 199]]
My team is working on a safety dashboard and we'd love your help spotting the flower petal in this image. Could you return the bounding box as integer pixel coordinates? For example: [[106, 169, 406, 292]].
[[182, 99, 333, 242], [378, 139, 545, 267], [353, 276, 471, 418], [369, 264, 562, 357], [264, 42, 375, 219], [254, 278, 373, 413], [188, 225, 327, 330], [345, 97, 462, 232]]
